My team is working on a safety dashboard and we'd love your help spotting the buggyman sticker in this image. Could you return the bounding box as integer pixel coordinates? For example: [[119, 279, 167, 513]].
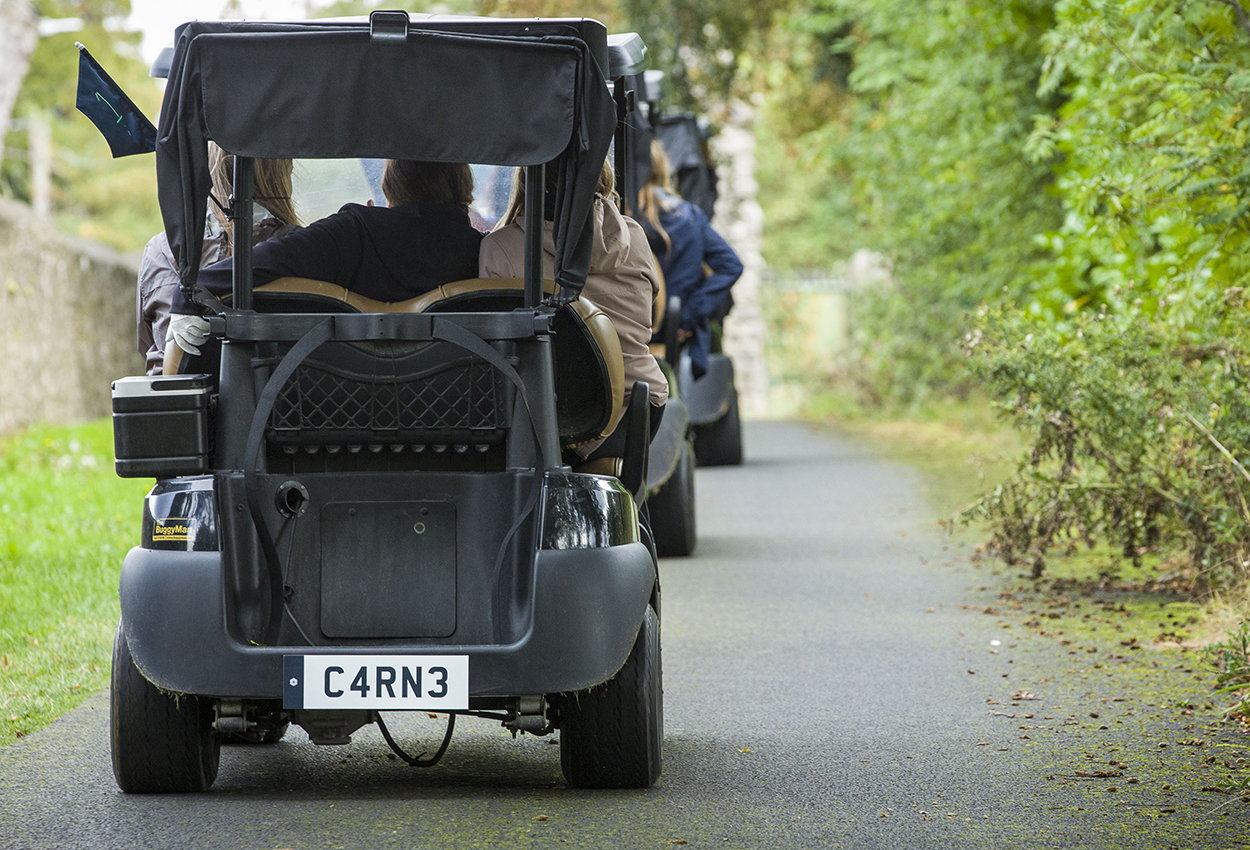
[[152, 518, 192, 542]]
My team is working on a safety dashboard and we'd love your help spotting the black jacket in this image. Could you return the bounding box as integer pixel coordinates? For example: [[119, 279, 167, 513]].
[[171, 202, 483, 313]]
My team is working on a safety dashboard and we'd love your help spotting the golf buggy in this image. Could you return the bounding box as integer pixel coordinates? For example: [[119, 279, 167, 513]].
[[107, 12, 664, 792], [634, 71, 744, 468]]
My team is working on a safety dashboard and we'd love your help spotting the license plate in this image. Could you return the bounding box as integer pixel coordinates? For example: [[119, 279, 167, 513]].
[[283, 655, 468, 710]]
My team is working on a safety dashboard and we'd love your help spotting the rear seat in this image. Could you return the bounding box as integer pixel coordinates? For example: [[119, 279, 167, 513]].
[[164, 277, 631, 479]]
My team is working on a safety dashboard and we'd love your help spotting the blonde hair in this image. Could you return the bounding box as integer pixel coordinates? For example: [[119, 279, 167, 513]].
[[499, 156, 617, 228], [208, 142, 300, 249], [381, 159, 474, 209], [636, 139, 676, 253]]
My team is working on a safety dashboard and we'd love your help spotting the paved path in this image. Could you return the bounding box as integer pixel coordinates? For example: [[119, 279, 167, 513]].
[[1, 422, 1246, 849]]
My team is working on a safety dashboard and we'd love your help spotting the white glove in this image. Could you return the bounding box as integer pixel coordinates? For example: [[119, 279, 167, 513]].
[[169, 313, 211, 356]]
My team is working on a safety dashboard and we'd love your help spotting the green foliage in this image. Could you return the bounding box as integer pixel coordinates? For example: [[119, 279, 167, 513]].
[[961, 292, 1250, 587], [757, 0, 1065, 408], [946, 2, 1250, 587], [1209, 621, 1250, 719], [623, 0, 791, 103], [755, 21, 860, 270], [2, 0, 163, 252], [0, 419, 150, 743], [1026, 0, 1250, 321]]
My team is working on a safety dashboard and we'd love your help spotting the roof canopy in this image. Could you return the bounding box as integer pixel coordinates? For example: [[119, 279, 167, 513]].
[[157, 16, 619, 302]]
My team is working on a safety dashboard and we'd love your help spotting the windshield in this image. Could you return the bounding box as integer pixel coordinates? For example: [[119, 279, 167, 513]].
[[283, 159, 517, 233]]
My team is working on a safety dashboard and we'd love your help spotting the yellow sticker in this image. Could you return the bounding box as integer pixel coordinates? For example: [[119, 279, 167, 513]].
[[153, 518, 192, 541]]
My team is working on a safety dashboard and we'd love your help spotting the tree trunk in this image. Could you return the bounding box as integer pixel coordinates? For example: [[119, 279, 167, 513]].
[[0, 0, 39, 173], [710, 98, 769, 418]]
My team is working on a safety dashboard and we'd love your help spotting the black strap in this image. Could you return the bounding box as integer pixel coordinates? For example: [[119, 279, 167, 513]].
[[190, 283, 230, 316], [430, 318, 546, 637], [244, 318, 334, 645]]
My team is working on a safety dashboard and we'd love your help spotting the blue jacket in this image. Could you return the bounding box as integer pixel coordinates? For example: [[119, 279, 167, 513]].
[[648, 192, 743, 376]]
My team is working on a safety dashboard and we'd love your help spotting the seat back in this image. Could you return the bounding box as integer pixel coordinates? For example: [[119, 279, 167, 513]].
[[165, 276, 624, 467], [420, 278, 625, 445]]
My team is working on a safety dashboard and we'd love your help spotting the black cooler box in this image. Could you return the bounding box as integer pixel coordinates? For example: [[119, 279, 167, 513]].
[[112, 375, 213, 478]]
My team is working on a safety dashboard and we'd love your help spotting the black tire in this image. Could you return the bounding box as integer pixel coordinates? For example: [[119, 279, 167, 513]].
[[111, 621, 220, 793], [560, 605, 663, 789], [694, 387, 743, 467], [649, 439, 696, 557]]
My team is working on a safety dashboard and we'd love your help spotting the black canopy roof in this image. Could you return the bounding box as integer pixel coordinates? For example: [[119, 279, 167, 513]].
[[156, 15, 618, 303]]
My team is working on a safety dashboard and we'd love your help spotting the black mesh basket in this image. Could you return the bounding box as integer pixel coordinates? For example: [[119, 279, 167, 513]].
[[260, 340, 513, 448]]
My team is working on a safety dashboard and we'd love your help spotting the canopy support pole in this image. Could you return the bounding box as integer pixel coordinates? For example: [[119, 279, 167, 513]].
[[524, 164, 545, 307], [613, 77, 629, 214], [231, 156, 255, 311]]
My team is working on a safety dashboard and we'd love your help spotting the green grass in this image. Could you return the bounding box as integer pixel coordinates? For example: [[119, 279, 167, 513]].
[[0, 419, 151, 744]]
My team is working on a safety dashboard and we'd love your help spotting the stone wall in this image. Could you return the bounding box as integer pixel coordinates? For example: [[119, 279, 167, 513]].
[[710, 99, 769, 418], [0, 198, 143, 433]]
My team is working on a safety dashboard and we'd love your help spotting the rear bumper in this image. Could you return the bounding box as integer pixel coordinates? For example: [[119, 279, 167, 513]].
[[679, 352, 734, 425], [120, 541, 655, 699]]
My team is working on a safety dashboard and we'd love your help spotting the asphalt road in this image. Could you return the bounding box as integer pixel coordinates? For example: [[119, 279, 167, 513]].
[[1, 421, 1248, 849]]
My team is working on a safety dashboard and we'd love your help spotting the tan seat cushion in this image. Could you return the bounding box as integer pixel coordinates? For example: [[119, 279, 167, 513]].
[[573, 456, 623, 478]]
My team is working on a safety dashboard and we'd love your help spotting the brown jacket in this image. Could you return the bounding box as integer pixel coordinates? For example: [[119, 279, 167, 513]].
[[478, 197, 668, 407]]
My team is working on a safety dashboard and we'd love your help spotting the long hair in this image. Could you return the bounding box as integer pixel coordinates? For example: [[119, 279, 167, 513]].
[[381, 160, 474, 209], [208, 142, 299, 249], [498, 156, 617, 229], [636, 139, 675, 253]]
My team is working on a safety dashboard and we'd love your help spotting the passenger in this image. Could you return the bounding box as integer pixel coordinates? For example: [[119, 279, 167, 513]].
[[478, 158, 668, 458], [637, 140, 743, 378], [168, 159, 482, 354], [137, 143, 299, 375]]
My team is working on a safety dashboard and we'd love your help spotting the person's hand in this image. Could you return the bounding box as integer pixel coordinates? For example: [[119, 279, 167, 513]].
[[677, 328, 693, 343], [169, 313, 211, 356]]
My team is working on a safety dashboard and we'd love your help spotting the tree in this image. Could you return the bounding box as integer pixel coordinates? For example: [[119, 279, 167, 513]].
[[2, 0, 162, 251], [0, 0, 39, 173]]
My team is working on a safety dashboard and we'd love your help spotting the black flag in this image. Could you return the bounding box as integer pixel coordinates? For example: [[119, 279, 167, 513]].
[[74, 43, 157, 158]]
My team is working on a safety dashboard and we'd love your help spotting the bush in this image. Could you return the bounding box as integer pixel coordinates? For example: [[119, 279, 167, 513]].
[[961, 292, 1250, 589]]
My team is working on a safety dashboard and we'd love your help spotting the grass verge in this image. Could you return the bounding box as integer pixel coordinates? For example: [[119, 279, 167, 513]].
[[805, 393, 1024, 521], [0, 419, 150, 745]]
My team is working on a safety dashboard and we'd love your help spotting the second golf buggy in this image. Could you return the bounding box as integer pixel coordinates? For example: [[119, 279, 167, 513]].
[[108, 12, 662, 792], [623, 70, 743, 470]]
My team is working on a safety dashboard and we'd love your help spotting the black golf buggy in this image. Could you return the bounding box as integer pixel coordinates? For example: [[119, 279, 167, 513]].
[[625, 70, 743, 469], [107, 12, 664, 792]]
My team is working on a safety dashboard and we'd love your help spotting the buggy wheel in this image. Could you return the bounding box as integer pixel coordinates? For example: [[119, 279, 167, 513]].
[[111, 621, 220, 793], [650, 439, 696, 557], [560, 604, 663, 789], [693, 387, 743, 467]]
